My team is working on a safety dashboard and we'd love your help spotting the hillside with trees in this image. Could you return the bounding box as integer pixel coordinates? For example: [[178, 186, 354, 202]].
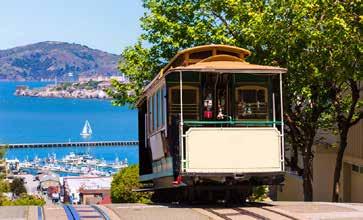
[[0, 41, 120, 81]]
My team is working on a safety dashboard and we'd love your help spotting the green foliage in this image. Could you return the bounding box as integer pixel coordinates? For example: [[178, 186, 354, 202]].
[[1, 194, 45, 206], [106, 42, 158, 106], [0, 179, 9, 206], [0, 145, 6, 160], [0, 145, 8, 202], [110, 0, 361, 108], [111, 165, 151, 203], [10, 178, 26, 197], [249, 186, 269, 202], [0, 180, 9, 194]]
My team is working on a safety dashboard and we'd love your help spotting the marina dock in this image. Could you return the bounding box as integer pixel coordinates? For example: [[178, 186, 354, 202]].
[[6, 140, 138, 148]]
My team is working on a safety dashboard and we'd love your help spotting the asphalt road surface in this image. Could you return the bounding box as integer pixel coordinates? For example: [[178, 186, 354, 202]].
[[1, 202, 363, 220]]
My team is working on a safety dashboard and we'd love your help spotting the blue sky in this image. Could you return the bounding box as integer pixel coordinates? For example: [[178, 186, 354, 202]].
[[0, 0, 144, 54]]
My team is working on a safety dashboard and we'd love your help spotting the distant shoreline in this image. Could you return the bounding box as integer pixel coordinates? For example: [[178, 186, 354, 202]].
[[15, 94, 111, 101], [14, 80, 112, 100]]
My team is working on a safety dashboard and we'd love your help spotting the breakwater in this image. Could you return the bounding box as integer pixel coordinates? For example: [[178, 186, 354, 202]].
[[6, 140, 138, 148]]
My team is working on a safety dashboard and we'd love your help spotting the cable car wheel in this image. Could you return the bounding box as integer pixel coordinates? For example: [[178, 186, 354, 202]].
[[151, 185, 251, 205]]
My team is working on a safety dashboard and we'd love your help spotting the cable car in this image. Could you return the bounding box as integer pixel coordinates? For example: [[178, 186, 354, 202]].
[[136, 45, 286, 202]]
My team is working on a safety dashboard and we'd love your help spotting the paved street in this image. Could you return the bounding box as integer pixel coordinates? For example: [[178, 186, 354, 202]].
[[0, 206, 33, 220], [105, 204, 210, 220], [1, 202, 363, 219]]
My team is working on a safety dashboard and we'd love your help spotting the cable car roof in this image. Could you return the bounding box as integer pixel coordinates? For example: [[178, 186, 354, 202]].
[[161, 44, 286, 75], [167, 55, 287, 74], [138, 45, 287, 104]]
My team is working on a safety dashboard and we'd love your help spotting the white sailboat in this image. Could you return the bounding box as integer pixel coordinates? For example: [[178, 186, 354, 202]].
[[80, 120, 92, 137]]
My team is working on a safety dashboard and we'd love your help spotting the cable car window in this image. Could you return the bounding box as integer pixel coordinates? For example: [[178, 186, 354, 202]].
[[169, 86, 199, 123], [148, 97, 152, 133], [158, 88, 163, 128], [156, 91, 159, 129], [162, 87, 166, 126], [153, 93, 157, 130], [235, 86, 268, 120], [257, 90, 265, 102], [171, 90, 197, 104], [148, 87, 166, 135], [242, 90, 256, 103]]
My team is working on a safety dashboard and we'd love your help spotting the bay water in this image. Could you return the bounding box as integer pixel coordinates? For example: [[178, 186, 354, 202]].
[[0, 82, 138, 164]]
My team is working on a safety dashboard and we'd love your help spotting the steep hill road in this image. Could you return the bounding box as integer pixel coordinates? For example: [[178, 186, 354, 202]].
[[1, 202, 363, 220]]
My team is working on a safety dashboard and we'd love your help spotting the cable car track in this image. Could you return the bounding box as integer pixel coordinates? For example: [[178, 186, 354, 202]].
[[258, 206, 300, 220], [202, 202, 299, 220], [63, 205, 110, 220], [37, 206, 44, 220]]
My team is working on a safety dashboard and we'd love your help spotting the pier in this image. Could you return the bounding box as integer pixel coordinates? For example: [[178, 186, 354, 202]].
[[6, 140, 138, 148]]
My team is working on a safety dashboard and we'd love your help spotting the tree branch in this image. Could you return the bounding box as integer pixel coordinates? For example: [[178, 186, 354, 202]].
[[210, 11, 240, 40], [350, 111, 363, 127], [347, 79, 360, 123]]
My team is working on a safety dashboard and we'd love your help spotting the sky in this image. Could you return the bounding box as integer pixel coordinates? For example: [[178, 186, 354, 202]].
[[0, 0, 145, 54]]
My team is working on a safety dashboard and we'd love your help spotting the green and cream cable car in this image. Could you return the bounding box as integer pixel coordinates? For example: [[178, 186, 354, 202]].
[[136, 45, 286, 202]]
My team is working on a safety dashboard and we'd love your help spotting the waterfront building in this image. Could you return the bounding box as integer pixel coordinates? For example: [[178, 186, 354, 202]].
[[78, 74, 109, 82], [39, 172, 61, 202], [78, 74, 127, 83], [64, 72, 78, 82], [39, 172, 61, 193], [5, 159, 19, 174], [79, 188, 111, 205], [63, 176, 112, 205]]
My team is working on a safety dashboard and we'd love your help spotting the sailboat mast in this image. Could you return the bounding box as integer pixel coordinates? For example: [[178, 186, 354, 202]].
[[81, 120, 92, 137]]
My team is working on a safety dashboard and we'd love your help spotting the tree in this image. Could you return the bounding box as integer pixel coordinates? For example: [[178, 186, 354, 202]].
[[109, 0, 360, 201], [321, 1, 362, 201], [111, 165, 151, 203], [107, 42, 158, 106], [0, 145, 9, 202], [250, 1, 338, 200], [10, 178, 26, 197], [331, 80, 362, 202]]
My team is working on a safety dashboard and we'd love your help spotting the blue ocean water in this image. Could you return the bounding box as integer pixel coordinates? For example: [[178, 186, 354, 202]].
[[0, 82, 138, 164]]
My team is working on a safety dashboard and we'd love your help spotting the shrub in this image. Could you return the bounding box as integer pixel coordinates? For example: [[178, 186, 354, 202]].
[[1, 194, 45, 206], [0, 180, 9, 194], [111, 165, 151, 203], [249, 186, 269, 202]]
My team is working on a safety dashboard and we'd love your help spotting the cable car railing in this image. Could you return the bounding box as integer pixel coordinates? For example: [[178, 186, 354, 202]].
[[183, 120, 282, 127]]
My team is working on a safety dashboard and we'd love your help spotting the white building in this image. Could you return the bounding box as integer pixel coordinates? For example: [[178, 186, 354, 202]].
[[63, 176, 112, 204]]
